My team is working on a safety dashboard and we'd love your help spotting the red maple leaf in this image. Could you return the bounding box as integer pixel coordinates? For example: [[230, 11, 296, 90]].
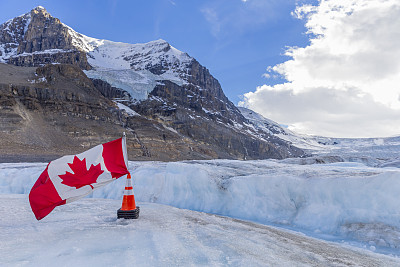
[[59, 156, 104, 189]]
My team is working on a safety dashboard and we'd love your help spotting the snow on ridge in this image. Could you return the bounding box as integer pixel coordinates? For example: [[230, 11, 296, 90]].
[[1, 7, 193, 78], [0, 11, 31, 62], [64, 23, 192, 73], [64, 24, 102, 53], [86, 37, 192, 73], [66, 23, 192, 99], [0, 46, 17, 63], [33, 6, 46, 10]]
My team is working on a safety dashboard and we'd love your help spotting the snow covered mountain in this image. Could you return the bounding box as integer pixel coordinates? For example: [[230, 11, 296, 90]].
[[239, 107, 400, 165], [0, 6, 304, 161], [0, 7, 192, 97], [0, 6, 191, 87]]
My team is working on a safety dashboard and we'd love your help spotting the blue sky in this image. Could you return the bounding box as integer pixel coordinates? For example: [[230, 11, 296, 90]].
[[2, 0, 400, 138], [0, 0, 311, 104]]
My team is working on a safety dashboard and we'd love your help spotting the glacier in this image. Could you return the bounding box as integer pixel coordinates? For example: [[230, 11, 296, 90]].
[[1, 157, 400, 256]]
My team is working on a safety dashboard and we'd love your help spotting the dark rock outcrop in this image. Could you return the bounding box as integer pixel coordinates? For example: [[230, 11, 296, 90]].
[[8, 51, 90, 69], [91, 79, 129, 99]]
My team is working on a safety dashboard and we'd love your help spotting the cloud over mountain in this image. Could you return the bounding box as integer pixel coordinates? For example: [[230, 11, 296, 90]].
[[241, 0, 400, 138]]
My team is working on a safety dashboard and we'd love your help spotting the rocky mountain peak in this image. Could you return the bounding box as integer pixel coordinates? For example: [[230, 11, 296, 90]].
[[32, 6, 47, 13], [0, 7, 90, 69], [18, 6, 73, 54]]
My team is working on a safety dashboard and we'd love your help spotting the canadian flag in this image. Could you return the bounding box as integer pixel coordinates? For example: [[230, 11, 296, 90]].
[[29, 137, 129, 220]]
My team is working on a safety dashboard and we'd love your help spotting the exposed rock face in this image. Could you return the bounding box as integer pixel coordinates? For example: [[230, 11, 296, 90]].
[[0, 63, 224, 161], [18, 7, 74, 53], [127, 80, 303, 159], [7, 50, 90, 69], [187, 59, 244, 124], [91, 79, 129, 99], [0, 63, 120, 159], [139, 57, 245, 124]]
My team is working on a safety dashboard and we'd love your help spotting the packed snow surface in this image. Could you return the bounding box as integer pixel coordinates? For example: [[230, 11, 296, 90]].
[[1, 195, 400, 266], [1, 158, 400, 256]]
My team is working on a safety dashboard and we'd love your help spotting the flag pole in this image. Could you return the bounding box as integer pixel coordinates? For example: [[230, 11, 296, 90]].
[[122, 132, 128, 170]]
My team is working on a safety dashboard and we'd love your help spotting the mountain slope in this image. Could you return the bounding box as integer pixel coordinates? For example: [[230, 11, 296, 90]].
[[0, 62, 223, 162], [0, 6, 304, 161], [238, 107, 327, 150]]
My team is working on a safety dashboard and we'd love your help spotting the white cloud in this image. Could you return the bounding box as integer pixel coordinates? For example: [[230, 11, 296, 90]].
[[241, 84, 400, 137], [241, 0, 400, 138]]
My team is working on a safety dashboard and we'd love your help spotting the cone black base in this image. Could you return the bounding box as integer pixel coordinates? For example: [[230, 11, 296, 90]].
[[117, 207, 140, 219]]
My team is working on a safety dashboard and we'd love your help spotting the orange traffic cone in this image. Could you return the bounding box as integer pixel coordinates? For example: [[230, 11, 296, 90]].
[[117, 173, 140, 219]]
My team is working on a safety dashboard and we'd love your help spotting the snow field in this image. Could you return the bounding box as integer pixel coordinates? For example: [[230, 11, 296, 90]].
[[2, 195, 399, 266], [1, 160, 400, 253]]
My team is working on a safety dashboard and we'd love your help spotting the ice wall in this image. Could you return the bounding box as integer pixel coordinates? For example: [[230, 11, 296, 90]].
[[1, 160, 399, 249]]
